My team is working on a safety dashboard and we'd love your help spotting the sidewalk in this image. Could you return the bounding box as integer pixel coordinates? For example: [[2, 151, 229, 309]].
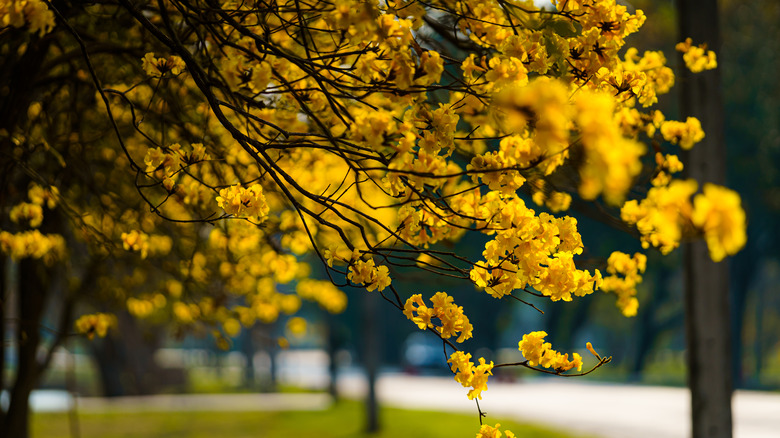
[[337, 374, 780, 438], [30, 391, 331, 413]]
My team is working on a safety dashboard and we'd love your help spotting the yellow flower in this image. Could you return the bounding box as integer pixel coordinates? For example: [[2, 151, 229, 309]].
[[286, 317, 307, 337], [621, 179, 698, 254], [75, 313, 116, 340], [1, 0, 55, 36], [476, 423, 502, 438], [216, 184, 270, 223], [347, 258, 391, 292], [9, 202, 43, 228], [141, 52, 186, 77], [297, 279, 347, 314], [676, 38, 717, 73], [692, 184, 747, 262], [28, 184, 59, 209], [518, 331, 549, 366], [518, 331, 584, 372], [660, 118, 705, 150], [0, 230, 66, 262], [468, 357, 494, 399], [404, 292, 473, 342], [448, 351, 494, 400]]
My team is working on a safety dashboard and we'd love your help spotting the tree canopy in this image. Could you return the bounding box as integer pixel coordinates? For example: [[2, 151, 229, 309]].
[[0, 0, 748, 436]]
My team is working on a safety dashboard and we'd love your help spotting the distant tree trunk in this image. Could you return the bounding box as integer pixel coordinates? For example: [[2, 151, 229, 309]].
[[3, 259, 47, 438], [258, 324, 277, 392], [91, 335, 128, 397], [121, 312, 164, 394], [728, 237, 757, 388], [326, 313, 339, 400], [362, 292, 380, 433], [91, 312, 165, 396], [0, 28, 53, 438], [628, 269, 667, 380], [0, 256, 7, 432], [677, 1, 733, 436], [240, 327, 256, 389], [752, 284, 765, 384]]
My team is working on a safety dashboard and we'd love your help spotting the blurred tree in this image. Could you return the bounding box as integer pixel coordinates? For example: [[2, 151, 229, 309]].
[[0, 1, 748, 437], [677, 0, 733, 436], [719, 0, 780, 389]]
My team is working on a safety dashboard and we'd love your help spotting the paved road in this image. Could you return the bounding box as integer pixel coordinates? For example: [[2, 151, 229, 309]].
[[337, 374, 780, 438]]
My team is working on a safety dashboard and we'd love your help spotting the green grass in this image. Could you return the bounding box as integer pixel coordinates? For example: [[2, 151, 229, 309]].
[[32, 400, 593, 438]]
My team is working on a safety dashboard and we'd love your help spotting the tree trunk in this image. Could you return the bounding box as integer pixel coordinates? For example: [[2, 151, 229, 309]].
[[3, 259, 47, 438], [0, 256, 7, 432], [362, 292, 380, 433], [677, 1, 734, 436], [628, 268, 681, 380], [326, 313, 339, 401], [91, 335, 128, 397], [240, 327, 255, 389], [728, 237, 756, 388]]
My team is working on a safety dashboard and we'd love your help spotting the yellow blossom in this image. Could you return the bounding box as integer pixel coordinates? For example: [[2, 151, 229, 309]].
[[621, 179, 698, 254], [448, 351, 494, 400], [296, 279, 347, 313], [347, 257, 391, 292], [692, 184, 747, 262], [600, 251, 647, 316], [518, 331, 585, 372], [9, 203, 43, 228], [676, 38, 717, 73], [75, 313, 116, 340], [141, 52, 187, 77], [660, 118, 705, 150], [216, 184, 270, 222], [403, 292, 473, 342], [286, 316, 307, 337]]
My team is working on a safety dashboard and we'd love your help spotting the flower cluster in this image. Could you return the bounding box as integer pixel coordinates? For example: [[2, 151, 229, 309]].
[[518, 331, 584, 373], [403, 292, 473, 343], [9, 203, 43, 228], [448, 351, 494, 400], [652, 153, 684, 187], [660, 117, 705, 150], [531, 181, 572, 213], [216, 184, 270, 222], [621, 179, 698, 254], [574, 89, 647, 205], [676, 38, 718, 73], [692, 184, 748, 262], [141, 52, 187, 77], [296, 279, 347, 314], [127, 294, 167, 318], [74, 313, 117, 340], [0, 230, 65, 264], [347, 256, 391, 292], [600, 252, 647, 316], [286, 317, 307, 337], [469, 198, 601, 302], [0, 0, 55, 36], [121, 230, 172, 259], [621, 180, 746, 261], [476, 423, 516, 438]]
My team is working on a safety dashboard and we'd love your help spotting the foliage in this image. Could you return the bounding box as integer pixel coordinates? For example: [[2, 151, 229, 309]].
[[1, 0, 748, 435]]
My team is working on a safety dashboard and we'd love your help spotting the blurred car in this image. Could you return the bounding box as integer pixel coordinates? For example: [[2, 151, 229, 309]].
[[401, 332, 451, 375]]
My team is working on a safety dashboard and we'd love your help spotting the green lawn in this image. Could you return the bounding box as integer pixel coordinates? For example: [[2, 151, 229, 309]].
[[33, 400, 592, 438]]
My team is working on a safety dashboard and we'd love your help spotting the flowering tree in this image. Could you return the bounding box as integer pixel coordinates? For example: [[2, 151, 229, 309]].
[[0, 0, 747, 437]]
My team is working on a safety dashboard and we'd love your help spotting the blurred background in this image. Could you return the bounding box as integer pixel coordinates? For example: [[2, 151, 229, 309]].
[[5, 0, 780, 437]]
